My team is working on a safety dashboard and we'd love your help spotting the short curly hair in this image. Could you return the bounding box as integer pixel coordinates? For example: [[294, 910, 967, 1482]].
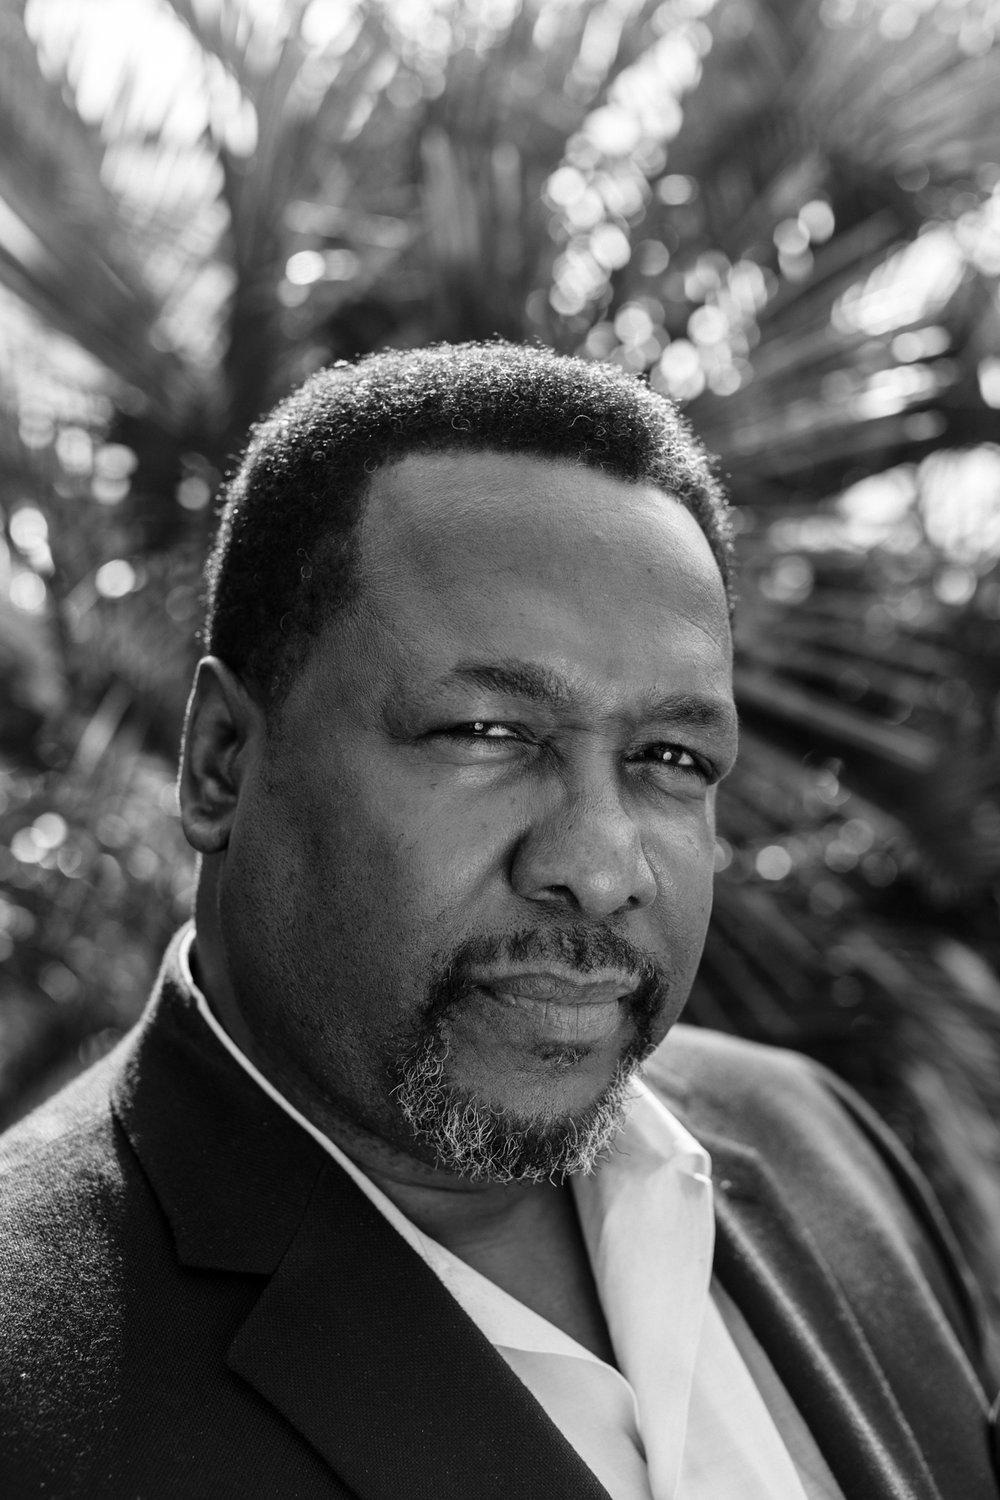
[[204, 341, 734, 704]]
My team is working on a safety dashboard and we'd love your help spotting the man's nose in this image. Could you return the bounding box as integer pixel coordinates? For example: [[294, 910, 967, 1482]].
[[509, 774, 658, 919]]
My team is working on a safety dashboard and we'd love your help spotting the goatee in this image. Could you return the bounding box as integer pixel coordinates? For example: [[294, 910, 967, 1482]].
[[390, 925, 668, 1183]]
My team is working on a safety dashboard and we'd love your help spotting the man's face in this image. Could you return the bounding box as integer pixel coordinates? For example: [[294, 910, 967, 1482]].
[[215, 451, 737, 1178]]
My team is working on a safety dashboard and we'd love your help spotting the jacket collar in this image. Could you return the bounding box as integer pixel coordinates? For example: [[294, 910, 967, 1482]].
[[652, 1039, 994, 1500], [702, 1131, 942, 1500], [111, 928, 328, 1273], [111, 929, 611, 1500], [226, 1153, 610, 1500]]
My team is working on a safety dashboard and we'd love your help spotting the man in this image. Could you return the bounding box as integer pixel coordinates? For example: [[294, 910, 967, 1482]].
[[0, 342, 995, 1499]]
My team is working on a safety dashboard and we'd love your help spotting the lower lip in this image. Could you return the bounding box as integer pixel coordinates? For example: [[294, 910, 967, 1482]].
[[470, 986, 626, 1048]]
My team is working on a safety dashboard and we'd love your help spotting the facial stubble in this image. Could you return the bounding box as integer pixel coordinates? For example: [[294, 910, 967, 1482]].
[[390, 927, 669, 1184]]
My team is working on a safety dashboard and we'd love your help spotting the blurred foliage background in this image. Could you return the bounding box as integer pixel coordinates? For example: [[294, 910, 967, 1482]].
[[2, 0, 1000, 1336]]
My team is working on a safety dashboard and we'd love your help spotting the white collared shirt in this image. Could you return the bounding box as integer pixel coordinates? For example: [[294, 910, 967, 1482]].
[[181, 929, 838, 1500]]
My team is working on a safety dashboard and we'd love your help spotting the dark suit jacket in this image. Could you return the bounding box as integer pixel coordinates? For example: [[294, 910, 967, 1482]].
[[1, 931, 997, 1499]]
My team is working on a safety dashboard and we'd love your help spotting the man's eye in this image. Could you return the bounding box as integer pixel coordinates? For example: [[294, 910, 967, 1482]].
[[447, 721, 519, 742], [636, 743, 710, 778]]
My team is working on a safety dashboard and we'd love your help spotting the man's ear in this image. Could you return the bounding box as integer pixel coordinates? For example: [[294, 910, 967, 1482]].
[[178, 657, 264, 854]]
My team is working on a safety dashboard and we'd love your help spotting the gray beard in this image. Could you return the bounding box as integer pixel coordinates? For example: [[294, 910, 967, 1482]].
[[388, 923, 667, 1183], [391, 1032, 644, 1184]]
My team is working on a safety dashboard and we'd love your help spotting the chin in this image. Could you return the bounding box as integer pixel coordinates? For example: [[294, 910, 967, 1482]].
[[391, 1039, 646, 1184]]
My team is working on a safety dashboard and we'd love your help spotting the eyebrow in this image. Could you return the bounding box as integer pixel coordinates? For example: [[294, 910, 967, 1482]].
[[439, 659, 738, 739], [446, 660, 574, 707]]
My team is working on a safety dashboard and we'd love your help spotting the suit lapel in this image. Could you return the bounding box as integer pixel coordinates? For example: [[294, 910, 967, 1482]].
[[703, 1132, 943, 1500], [227, 1158, 611, 1500], [113, 936, 609, 1500]]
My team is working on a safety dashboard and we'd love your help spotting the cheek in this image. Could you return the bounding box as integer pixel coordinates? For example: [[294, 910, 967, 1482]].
[[651, 794, 717, 872], [221, 780, 369, 994], [648, 816, 718, 951], [363, 783, 511, 903], [250, 779, 499, 977]]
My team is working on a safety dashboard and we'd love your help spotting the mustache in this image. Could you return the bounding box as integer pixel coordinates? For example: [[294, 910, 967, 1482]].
[[423, 924, 669, 1039]]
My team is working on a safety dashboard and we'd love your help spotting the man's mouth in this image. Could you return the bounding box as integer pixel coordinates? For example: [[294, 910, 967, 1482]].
[[465, 967, 639, 1047]]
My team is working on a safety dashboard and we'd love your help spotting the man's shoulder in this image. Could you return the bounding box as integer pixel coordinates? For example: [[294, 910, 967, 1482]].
[[0, 1041, 149, 1396], [646, 1023, 988, 1362], [0, 1029, 169, 1310], [0, 929, 191, 1224], [644, 1024, 944, 1269], [645, 1022, 833, 1130], [649, 1019, 813, 1082], [0, 1041, 141, 1276], [645, 1022, 914, 1192], [0, 1043, 124, 1185]]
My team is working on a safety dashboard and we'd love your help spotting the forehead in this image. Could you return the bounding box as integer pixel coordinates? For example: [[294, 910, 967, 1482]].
[[358, 450, 727, 622], [301, 450, 735, 722]]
